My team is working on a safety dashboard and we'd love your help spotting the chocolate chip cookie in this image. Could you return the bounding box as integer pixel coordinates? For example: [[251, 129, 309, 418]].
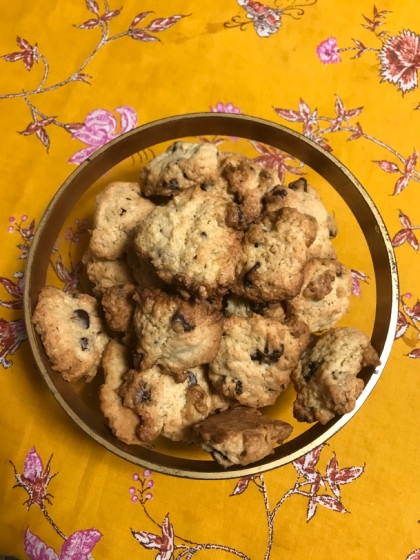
[[133, 288, 224, 380], [286, 259, 352, 332], [291, 327, 380, 424], [193, 406, 293, 467], [264, 178, 337, 259], [82, 249, 135, 298], [90, 181, 155, 260], [140, 141, 220, 197], [118, 364, 228, 442], [234, 207, 317, 302], [32, 285, 109, 382], [134, 186, 243, 299], [208, 314, 310, 408]]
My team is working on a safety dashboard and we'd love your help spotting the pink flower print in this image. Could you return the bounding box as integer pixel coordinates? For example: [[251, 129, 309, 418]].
[[68, 106, 138, 164], [210, 102, 241, 114], [379, 30, 420, 93], [316, 37, 341, 64], [210, 102, 242, 140], [24, 526, 102, 560]]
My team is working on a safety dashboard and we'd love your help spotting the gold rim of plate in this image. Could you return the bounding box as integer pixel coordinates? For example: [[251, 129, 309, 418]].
[[24, 113, 399, 480]]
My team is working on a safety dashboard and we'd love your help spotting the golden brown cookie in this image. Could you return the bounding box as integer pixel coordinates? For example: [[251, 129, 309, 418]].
[[286, 259, 353, 332], [234, 207, 317, 302], [291, 327, 380, 424], [133, 288, 224, 381], [193, 406, 293, 467], [208, 314, 310, 408], [99, 339, 142, 445], [32, 285, 109, 382]]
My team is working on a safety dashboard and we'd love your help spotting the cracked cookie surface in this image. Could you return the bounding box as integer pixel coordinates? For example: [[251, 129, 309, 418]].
[[234, 207, 317, 302], [286, 259, 352, 332], [291, 327, 380, 424], [264, 178, 337, 259], [134, 186, 243, 299], [208, 313, 310, 408], [133, 288, 224, 380]]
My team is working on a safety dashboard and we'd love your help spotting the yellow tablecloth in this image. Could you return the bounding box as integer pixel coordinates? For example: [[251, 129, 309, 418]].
[[1, 0, 420, 558]]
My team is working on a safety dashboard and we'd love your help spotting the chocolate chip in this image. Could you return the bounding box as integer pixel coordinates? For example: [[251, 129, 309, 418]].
[[135, 383, 151, 404], [237, 204, 244, 224], [254, 242, 261, 248], [280, 384, 286, 390], [211, 450, 229, 463], [163, 178, 179, 191], [251, 345, 283, 364], [270, 188, 288, 198], [288, 178, 308, 192], [119, 208, 127, 216], [250, 302, 266, 315], [171, 313, 195, 332], [133, 352, 143, 368], [235, 379, 243, 395], [336, 269, 342, 277], [201, 231, 207, 238], [71, 293, 80, 299], [303, 361, 321, 382], [187, 370, 197, 386], [126, 197, 132, 200], [250, 349, 264, 363], [267, 346, 284, 363], [79, 337, 89, 351], [183, 172, 188, 179], [200, 184, 209, 191], [329, 229, 338, 239], [244, 262, 260, 287], [74, 309, 90, 329]]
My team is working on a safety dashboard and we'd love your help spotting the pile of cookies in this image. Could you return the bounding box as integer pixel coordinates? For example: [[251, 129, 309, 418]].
[[32, 141, 380, 468]]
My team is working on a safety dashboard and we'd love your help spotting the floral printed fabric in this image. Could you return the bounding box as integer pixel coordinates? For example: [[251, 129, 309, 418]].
[[1, 0, 420, 558]]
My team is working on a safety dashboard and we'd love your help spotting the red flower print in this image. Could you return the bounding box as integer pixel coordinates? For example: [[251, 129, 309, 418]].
[[1, 36, 39, 71], [132, 514, 174, 560], [0, 317, 27, 369], [379, 30, 420, 94], [392, 210, 419, 251], [238, 0, 282, 38], [10, 447, 57, 510], [250, 140, 305, 183], [316, 37, 341, 64]]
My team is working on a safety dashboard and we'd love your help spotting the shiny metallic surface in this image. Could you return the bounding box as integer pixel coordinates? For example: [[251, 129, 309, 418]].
[[24, 113, 399, 479]]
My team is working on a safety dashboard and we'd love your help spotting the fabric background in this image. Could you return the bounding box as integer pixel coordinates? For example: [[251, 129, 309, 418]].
[[1, 1, 419, 558]]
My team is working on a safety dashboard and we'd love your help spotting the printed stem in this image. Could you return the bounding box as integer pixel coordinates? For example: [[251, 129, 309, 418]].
[[40, 505, 67, 540], [139, 499, 249, 557], [0, 18, 110, 99], [175, 543, 250, 559]]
